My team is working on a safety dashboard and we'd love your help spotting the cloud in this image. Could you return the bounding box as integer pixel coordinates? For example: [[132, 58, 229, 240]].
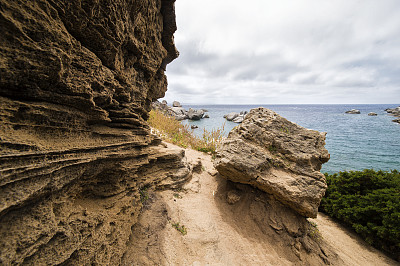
[[163, 0, 400, 104]]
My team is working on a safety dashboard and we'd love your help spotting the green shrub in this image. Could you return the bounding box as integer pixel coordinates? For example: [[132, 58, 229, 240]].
[[171, 222, 187, 235], [320, 169, 400, 259]]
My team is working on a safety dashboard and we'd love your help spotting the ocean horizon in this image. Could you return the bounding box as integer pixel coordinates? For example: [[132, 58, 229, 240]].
[[178, 103, 400, 174]]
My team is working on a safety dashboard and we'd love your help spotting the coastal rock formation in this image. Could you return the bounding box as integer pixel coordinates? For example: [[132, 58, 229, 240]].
[[152, 100, 209, 120], [0, 0, 190, 264], [368, 112, 378, 116], [224, 111, 247, 123], [385, 106, 400, 116], [172, 100, 182, 107], [345, 109, 361, 114], [214, 108, 330, 218], [384, 106, 400, 124]]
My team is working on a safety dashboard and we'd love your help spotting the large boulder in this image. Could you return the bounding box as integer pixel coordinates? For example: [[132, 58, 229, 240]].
[[385, 106, 400, 116], [170, 107, 187, 116], [214, 108, 330, 218], [345, 109, 361, 114], [172, 101, 182, 107], [232, 115, 244, 123], [225, 112, 239, 121], [187, 108, 204, 120]]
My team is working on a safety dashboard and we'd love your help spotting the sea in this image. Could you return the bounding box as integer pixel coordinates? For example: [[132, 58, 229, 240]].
[[180, 104, 400, 174]]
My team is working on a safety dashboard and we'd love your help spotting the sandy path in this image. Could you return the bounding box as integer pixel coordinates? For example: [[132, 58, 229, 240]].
[[311, 213, 398, 265], [161, 147, 291, 265], [125, 144, 398, 265]]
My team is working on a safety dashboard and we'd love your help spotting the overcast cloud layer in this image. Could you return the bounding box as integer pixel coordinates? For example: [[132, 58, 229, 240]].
[[163, 0, 400, 104]]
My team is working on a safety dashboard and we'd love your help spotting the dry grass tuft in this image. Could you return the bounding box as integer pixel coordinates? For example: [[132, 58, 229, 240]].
[[148, 110, 224, 155]]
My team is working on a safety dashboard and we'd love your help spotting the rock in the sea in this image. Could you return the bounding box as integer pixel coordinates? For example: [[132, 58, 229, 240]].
[[204, 113, 210, 118], [171, 107, 187, 116], [384, 106, 400, 124], [385, 106, 400, 116], [173, 101, 182, 107], [214, 108, 330, 218], [0, 0, 190, 264], [232, 115, 244, 123], [191, 125, 199, 129], [368, 112, 378, 116], [187, 108, 204, 120], [345, 109, 361, 114], [225, 112, 239, 121]]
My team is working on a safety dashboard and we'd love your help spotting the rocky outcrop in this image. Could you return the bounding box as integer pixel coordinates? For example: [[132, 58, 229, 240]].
[[385, 106, 400, 116], [152, 100, 209, 120], [224, 111, 247, 123], [384, 106, 400, 124], [345, 109, 361, 114], [368, 112, 378, 116], [172, 100, 182, 107], [214, 108, 330, 218], [0, 0, 190, 264]]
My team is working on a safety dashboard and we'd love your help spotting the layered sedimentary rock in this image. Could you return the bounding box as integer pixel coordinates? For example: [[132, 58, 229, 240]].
[[0, 0, 189, 264], [214, 107, 330, 218]]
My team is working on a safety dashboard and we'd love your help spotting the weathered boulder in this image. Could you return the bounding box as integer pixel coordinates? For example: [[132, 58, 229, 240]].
[[171, 107, 187, 116], [232, 115, 244, 123], [0, 0, 189, 264], [368, 112, 378, 116], [172, 101, 182, 107], [226, 112, 239, 121], [385, 106, 400, 116], [384, 106, 400, 124], [214, 108, 330, 218], [187, 108, 204, 120], [204, 113, 210, 118], [345, 109, 361, 114]]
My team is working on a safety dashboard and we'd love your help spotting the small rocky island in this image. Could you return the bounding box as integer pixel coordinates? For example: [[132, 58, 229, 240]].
[[345, 109, 361, 114], [385, 106, 400, 124]]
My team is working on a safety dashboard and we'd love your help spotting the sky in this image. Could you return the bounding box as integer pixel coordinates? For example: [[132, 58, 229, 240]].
[[162, 0, 400, 104]]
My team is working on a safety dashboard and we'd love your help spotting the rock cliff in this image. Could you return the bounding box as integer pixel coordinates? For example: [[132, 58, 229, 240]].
[[0, 0, 190, 264], [214, 107, 330, 218]]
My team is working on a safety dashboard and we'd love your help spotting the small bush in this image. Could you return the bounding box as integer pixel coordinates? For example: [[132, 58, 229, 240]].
[[320, 169, 400, 259], [148, 110, 224, 155], [171, 222, 187, 235], [307, 220, 322, 241]]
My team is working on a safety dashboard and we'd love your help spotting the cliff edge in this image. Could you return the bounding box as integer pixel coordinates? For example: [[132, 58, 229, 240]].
[[0, 0, 188, 264]]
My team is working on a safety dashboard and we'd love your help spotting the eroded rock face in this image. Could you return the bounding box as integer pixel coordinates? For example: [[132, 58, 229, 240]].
[[0, 0, 187, 264], [214, 107, 330, 218]]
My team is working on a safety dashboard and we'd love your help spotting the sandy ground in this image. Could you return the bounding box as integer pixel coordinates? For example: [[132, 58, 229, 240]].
[[311, 213, 398, 265], [124, 144, 398, 265]]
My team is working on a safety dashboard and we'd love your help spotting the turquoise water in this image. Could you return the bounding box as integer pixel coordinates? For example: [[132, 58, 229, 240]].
[[181, 104, 400, 174]]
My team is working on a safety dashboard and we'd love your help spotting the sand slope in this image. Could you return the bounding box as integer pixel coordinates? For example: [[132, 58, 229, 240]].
[[123, 145, 398, 265]]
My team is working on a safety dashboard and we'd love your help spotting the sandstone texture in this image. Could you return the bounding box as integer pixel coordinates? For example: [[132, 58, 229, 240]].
[[0, 0, 190, 264], [214, 107, 330, 218]]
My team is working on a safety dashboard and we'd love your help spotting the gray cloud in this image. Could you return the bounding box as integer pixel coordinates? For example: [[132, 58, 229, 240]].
[[164, 0, 400, 104]]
